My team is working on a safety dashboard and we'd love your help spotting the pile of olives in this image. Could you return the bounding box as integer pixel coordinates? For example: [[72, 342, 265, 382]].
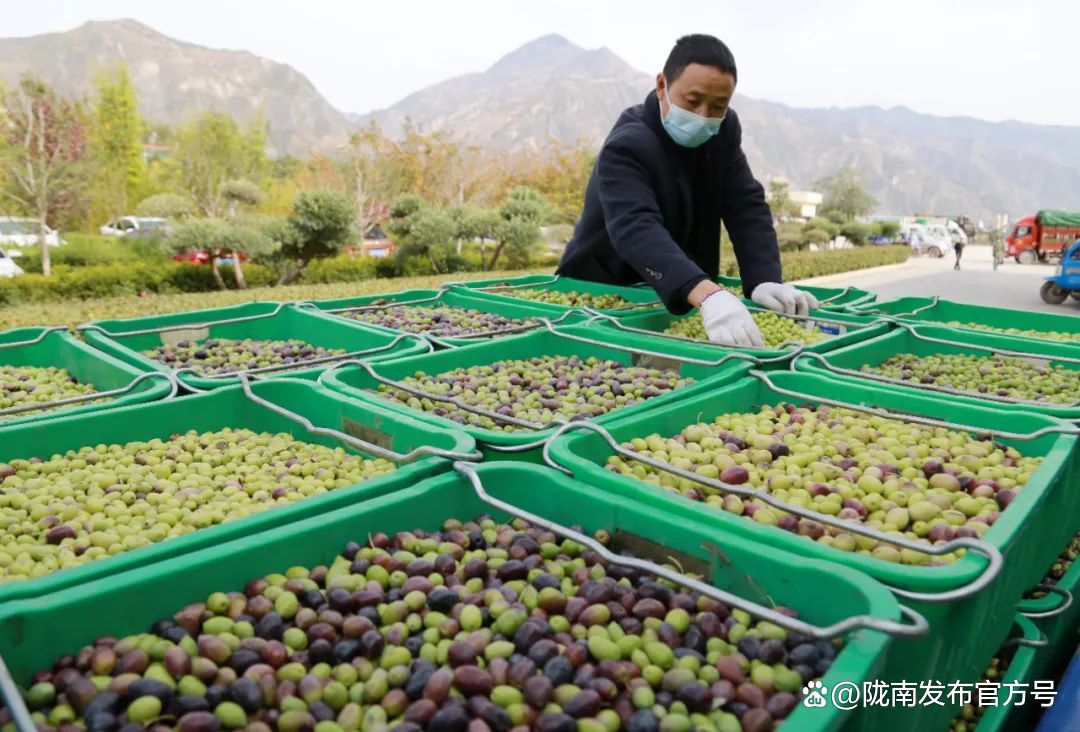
[[144, 339, 347, 376], [948, 650, 1015, 731], [495, 289, 639, 310], [664, 313, 831, 348], [864, 353, 1079, 404], [376, 356, 693, 432], [0, 365, 101, 420], [0, 429, 394, 582], [1026, 532, 1080, 599], [343, 305, 539, 339], [605, 403, 1042, 565], [945, 321, 1080, 344], [9, 516, 837, 732]]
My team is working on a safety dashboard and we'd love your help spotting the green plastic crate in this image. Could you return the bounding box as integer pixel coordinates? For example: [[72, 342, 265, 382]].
[[793, 324, 1080, 420], [0, 462, 905, 732], [960, 615, 1046, 732], [546, 370, 1079, 730], [0, 378, 476, 604], [0, 326, 174, 427], [294, 287, 586, 347], [448, 274, 664, 316], [318, 327, 752, 453], [80, 301, 431, 391], [604, 302, 891, 362], [1015, 532, 1080, 709], [847, 296, 1080, 346], [714, 275, 878, 310]]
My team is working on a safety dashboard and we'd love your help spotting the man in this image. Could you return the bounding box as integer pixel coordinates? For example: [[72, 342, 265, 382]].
[[557, 34, 816, 347], [953, 237, 965, 271]]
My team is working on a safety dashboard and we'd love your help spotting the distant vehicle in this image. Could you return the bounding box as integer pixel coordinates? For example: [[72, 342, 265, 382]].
[[901, 223, 949, 258], [0, 245, 24, 278], [1039, 239, 1080, 304], [101, 216, 171, 237], [1006, 210, 1080, 264], [0, 217, 63, 249], [903, 216, 968, 246]]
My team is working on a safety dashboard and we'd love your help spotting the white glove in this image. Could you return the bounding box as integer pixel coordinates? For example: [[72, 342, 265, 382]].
[[700, 290, 765, 348], [751, 282, 820, 317]]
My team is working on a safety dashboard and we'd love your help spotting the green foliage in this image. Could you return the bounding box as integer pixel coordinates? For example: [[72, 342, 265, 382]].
[[294, 255, 378, 284], [721, 245, 909, 279], [877, 220, 901, 239], [806, 217, 840, 238], [134, 193, 195, 219], [815, 167, 877, 222], [775, 221, 806, 252], [17, 234, 166, 273], [839, 221, 872, 246], [767, 180, 799, 218], [172, 112, 269, 216], [279, 189, 356, 276], [220, 178, 264, 210], [90, 65, 144, 224], [802, 227, 833, 247], [485, 186, 550, 270], [0, 261, 276, 305]]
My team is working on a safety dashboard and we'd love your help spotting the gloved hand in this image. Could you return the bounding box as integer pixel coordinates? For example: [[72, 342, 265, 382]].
[[700, 290, 765, 347], [751, 282, 820, 316]]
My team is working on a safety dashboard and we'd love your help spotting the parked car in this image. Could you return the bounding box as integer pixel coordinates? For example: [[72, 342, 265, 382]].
[[0, 245, 24, 278], [0, 217, 63, 249], [172, 250, 249, 266], [101, 216, 171, 237]]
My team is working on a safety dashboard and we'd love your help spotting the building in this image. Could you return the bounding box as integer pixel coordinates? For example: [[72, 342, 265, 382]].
[[789, 190, 823, 219]]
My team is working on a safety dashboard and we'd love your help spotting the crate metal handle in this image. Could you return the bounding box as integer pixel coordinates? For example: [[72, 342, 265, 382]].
[[76, 302, 297, 338], [166, 332, 434, 386], [849, 295, 941, 318], [1018, 586, 1074, 619], [752, 368, 1080, 440], [294, 291, 448, 313], [452, 461, 928, 639], [0, 646, 34, 732], [537, 419, 1003, 605], [545, 316, 807, 367], [794, 350, 1080, 410], [816, 286, 853, 306], [234, 373, 482, 463], [1001, 629, 1050, 649], [0, 371, 180, 419], [0, 325, 69, 350]]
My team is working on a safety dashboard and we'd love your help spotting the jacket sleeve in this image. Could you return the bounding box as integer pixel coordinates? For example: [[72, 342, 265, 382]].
[[719, 113, 783, 298], [596, 134, 708, 313]]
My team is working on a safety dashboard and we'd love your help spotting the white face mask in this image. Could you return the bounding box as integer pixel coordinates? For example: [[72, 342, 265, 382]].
[[661, 85, 725, 148]]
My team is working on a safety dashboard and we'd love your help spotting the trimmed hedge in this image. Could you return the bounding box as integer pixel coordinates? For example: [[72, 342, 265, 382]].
[[17, 234, 168, 273], [0, 261, 276, 305], [721, 245, 910, 279]]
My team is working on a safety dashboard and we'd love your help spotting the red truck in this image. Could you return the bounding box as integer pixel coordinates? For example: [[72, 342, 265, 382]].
[[1006, 209, 1080, 264]]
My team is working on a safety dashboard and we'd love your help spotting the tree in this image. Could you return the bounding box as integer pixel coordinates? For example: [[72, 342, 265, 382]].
[[815, 167, 876, 222], [506, 142, 596, 224], [0, 76, 89, 276], [172, 112, 267, 216], [450, 204, 500, 261], [775, 221, 805, 252], [401, 207, 457, 273], [89, 65, 144, 225], [802, 227, 833, 248], [839, 221, 872, 246], [135, 193, 195, 219], [487, 186, 551, 270], [767, 180, 799, 219], [217, 179, 266, 288], [169, 219, 230, 289], [278, 189, 356, 284], [878, 220, 901, 240]]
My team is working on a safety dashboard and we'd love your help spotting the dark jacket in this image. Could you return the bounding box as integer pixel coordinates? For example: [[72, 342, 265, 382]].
[[557, 91, 781, 314]]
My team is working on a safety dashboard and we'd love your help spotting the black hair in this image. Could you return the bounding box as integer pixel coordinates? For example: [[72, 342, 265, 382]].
[[663, 34, 737, 84]]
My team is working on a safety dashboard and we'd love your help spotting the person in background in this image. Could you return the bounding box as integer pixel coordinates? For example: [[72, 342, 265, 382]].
[[556, 34, 817, 347], [992, 234, 1005, 271], [953, 236, 965, 271], [909, 229, 924, 255]]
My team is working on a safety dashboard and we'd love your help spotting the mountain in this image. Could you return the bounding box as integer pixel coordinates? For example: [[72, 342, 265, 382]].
[[353, 34, 652, 150], [0, 19, 352, 156], [359, 35, 1080, 221]]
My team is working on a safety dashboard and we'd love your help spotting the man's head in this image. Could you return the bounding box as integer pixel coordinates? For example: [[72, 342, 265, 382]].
[[657, 34, 737, 121]]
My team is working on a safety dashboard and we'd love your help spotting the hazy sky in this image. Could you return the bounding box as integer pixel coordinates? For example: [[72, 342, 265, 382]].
[[6, 0, 1080, 126]]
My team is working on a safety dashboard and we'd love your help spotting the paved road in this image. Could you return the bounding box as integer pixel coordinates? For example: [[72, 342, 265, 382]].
[[799, 245, 1080, 315]]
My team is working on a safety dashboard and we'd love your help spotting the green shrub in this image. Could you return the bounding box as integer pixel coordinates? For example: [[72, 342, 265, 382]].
[[0, 261, 277, 305], [302, 256, 379, 284], [18, 234, 169, 273], [722, 245, 909, 281]]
